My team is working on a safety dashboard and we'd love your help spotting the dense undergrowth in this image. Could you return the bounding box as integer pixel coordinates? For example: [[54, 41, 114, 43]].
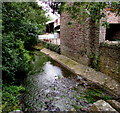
[[37, 41, 61, 54], [45, 43, 60, 54], [2, 2, 48, 112], [2, 85, 25, 113]]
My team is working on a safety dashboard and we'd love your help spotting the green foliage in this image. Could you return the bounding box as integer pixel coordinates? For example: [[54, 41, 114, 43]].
[[38, 41, 61, 54], [89, 54, 100, 71], [67, 21, 73, 25], [62, 2, 120, 26], [2, 2, 48, 84], [85, 89, 113, 104], [2, 2, 48, 50], [34, 43, 44, 50], [2, 85, 25, 113], [49, 2, 119, 26], [45, 43, 60, 54], [2, 33, 32, 84], [28, 51, 49, 76]]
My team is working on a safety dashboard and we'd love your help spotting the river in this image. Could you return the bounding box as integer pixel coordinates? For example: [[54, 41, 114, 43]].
[[22, 51, 114, 112]]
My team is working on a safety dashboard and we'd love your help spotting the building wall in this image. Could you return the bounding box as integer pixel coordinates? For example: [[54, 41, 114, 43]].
[[99, 12, 120, 82], [99, 43, 120, 82], [60, 12, 99, 66], [60, 11, 120, 82], [106, 11, 119, 23]]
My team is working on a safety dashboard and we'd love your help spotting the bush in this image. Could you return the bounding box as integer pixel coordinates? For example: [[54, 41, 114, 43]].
[[2, 85, 25, 113], [2, 2, 48, 50], [2, 33, 32, 84], [2, 2, 48, 84], [38, 40, 61, 54], [45, 43, 61, 54]]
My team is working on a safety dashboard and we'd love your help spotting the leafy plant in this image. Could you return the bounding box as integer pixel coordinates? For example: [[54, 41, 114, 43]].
[[89, 53, 100, 71], [2, 33, 31, 84], [44, 42, 60, 54], [2, 2, 48, 84], [49, 2, 120, 27], [2, 85, 25, 113]]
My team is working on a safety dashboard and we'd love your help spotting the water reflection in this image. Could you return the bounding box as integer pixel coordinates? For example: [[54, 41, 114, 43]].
[[41, 61, 63, 83]]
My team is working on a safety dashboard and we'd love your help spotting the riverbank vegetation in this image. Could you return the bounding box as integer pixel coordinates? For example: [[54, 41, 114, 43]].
[[2, 1, 119, 112], [2, 2, 48, 112], [35, 41, 61, 54], [2, 85, 25, 112]]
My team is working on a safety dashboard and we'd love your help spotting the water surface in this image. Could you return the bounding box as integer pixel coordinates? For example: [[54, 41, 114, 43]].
[[23, 51, 114, 112]]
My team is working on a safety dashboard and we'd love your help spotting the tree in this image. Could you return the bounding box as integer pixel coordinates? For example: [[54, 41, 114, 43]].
[[47, 2, 120, 25], [2, 2, 48, 84], [2, 2, 48, 49]]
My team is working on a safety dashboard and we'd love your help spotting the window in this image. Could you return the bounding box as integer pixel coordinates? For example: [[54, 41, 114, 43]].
[[106, 24, 120, 41]]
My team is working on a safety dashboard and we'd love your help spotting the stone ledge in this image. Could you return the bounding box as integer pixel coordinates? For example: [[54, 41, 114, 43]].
[[100, 41, 120, 48], [41, 48, 120, 97]]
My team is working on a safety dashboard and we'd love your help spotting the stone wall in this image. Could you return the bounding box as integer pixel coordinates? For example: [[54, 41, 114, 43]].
[[98, 12, 120, 82], [106, 12, 119, 23], [99, 42, 120, 82], [60, 12, 99, 66], [60, 11, 120, 83]]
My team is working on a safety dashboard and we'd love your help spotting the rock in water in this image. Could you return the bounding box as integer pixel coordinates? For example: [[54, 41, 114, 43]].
[[90, 100, 118, 112]]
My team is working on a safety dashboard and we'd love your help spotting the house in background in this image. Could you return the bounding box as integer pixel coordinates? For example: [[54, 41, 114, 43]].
[[46, 20, 54, 33], [54, 18, 60, 39], [38, 17, 60, 45]]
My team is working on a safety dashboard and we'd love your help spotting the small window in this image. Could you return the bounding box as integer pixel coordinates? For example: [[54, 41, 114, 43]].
[[106, 24, 120, 41]]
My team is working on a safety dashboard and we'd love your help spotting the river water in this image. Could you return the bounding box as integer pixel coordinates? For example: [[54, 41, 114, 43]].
[[22, 51, 114, 112]]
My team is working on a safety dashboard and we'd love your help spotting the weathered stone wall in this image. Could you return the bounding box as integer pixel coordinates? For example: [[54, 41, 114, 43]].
[[60, 12, 99, 66], [60, 11, 120, 83], [99, 43, 120, 82], [98, 12, 120, 82]]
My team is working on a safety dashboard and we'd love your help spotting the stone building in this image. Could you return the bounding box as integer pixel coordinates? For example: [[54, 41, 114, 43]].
[[60, 8, 120, 82]]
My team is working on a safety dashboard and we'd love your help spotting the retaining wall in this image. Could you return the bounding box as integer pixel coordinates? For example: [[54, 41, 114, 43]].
[[99, 42, 120, 82]]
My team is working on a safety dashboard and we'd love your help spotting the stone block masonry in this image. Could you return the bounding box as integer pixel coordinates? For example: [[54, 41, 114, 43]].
[[41, 48, 120, 97], [60, 12, 99, 66], [60, 11, 120, 84], [99, 42, 120, 83]]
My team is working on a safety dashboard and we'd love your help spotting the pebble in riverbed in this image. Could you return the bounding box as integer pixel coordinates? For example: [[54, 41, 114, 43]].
[[23, 76, 90, 111]]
